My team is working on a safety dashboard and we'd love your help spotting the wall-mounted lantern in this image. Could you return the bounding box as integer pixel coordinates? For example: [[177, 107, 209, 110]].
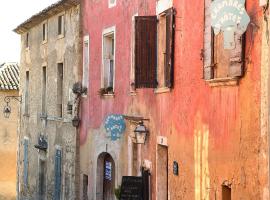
[[34, 135, 48, 151], [134, 121, 149, 144], [3, 96, 22, 118]]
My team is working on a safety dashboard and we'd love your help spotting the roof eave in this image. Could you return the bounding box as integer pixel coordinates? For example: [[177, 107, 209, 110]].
[[14, 0, 80, 34]]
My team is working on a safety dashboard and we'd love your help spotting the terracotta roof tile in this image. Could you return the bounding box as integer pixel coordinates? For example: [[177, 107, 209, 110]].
[[0, 63, 19, 90]]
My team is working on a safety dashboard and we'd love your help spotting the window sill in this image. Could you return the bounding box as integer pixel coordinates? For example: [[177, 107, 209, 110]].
[[40, 113, 47, 119], [130, 91, 137, 96], [41, 40, 47, 45], [57, 34, 64, 40], [23, 113, 30, 117], [206, 77, 239, 87], [154, 87, 171, 94], [101, 93, 115, 99]]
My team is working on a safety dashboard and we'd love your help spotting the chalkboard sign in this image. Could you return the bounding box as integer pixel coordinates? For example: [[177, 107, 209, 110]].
[[120, 176, 143, 200]]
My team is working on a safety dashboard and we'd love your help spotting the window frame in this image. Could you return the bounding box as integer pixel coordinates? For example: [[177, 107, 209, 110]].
[[24, 71, 30, 115], [57, 13, 65, 38], [101, 26, 116, 95], [203, 0, 245, 86], [42, 21, 48, 43], [26, 32, 30, 49], [41, 66, 47, 115], [83, 35, 90, 93], [57, 63, 64, 118]]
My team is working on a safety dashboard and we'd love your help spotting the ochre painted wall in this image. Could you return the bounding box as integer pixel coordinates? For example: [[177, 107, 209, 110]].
[[0, 90, 19, 200]]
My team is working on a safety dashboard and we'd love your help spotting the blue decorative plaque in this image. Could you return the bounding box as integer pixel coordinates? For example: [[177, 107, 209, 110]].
[[211, 0, 250, 49], [104, 114, 126, 141]]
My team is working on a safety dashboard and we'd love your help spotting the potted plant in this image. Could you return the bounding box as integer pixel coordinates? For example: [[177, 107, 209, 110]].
[[114, 185, 121, 200]]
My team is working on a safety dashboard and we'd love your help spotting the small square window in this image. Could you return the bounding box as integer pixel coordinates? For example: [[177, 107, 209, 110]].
[[58, 15, 64, 36], [108, 0, 116, 8]]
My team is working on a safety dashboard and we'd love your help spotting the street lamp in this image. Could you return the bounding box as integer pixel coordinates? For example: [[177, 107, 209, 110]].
[[134, 121, 149, 144], [3, 96, 22, 118], [3, 104, 11, 118]]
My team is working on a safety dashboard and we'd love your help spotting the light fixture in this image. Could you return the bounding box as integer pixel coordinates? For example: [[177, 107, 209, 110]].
[[3, 104, 11, 118], [3, 96, 22, 118], [134, 121, 149, 144]]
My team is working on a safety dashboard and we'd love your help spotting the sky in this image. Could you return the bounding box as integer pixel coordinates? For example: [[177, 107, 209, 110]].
[[0, 0, 59, 64]]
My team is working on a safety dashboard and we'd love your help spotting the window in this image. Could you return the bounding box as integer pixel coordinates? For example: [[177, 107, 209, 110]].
[[58, 15, 64, 36], [42, 67, 47, 114], [26, 33, 29, 48], [24, 71, 29, 115], [134, 8, 175, 89], [108, 0, 116, 8], [83, 174, 88, 200], [102, 27, 115, 94], [57, 63, 63, 117], [203, 0, 244, 81], [83, 35, 89, 90], [42, 22, 47, 42]]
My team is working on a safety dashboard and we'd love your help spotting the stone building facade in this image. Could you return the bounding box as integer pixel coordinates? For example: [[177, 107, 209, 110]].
[[14, 0, 81, 199], [0, 63, 19, 200]]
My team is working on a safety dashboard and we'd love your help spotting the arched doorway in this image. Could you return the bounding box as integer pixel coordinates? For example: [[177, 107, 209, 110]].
[[96, 152, 115, 200]]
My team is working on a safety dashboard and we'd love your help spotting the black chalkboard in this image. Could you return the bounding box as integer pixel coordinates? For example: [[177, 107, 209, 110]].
[[120, 176, 143, 200]]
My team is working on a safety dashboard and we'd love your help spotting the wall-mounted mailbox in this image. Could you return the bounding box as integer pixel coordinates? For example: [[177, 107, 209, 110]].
[[173, 161, 179, 176]]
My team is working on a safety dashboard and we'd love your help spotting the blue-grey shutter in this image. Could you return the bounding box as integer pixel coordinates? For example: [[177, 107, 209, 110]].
[[54, 149, 62, 200], [23, 139, 29, 186]]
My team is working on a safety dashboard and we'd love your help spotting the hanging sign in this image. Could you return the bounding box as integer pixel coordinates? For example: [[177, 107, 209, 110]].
[[104, 114, 126, 141], [211, 0, 250, 49], [105, 161, 112, 181]]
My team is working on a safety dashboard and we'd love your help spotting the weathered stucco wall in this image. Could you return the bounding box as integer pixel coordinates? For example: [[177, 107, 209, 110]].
[[0, 90, 18, 200], [18, 4, 81, 200], [81, 0, 266, 200]]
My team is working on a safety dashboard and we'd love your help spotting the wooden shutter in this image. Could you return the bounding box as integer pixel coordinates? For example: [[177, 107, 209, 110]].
[[23, 139, 29, 187], [54, 149, 62, 200], [203, 0, 214, 80], [135, 16, 157, 88], [229, 34, 244, 77], [165, 8, 175, 88]]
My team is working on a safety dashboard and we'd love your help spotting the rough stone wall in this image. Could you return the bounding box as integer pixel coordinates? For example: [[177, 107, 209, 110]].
[[18, 5, 80, 200], [0, 90, 18, 200]]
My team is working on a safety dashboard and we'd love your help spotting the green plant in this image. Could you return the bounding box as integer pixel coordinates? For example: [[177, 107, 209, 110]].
[[114, 185, 121, 200], [98, 87, 114, 97], [98, 88, 106, 97]]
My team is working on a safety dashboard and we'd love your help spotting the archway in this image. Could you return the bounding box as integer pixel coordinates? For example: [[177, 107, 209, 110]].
[[96, 152, 115, 200]]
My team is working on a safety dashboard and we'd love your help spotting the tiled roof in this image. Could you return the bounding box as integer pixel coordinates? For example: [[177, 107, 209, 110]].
[[0, 63, 19, 90], [14, 0, 80, 34]]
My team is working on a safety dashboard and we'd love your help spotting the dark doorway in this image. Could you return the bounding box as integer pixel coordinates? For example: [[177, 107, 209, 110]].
[[222, 185, 231, 200], [142, 169, 150, 200], [96, 152, 115, 200]]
